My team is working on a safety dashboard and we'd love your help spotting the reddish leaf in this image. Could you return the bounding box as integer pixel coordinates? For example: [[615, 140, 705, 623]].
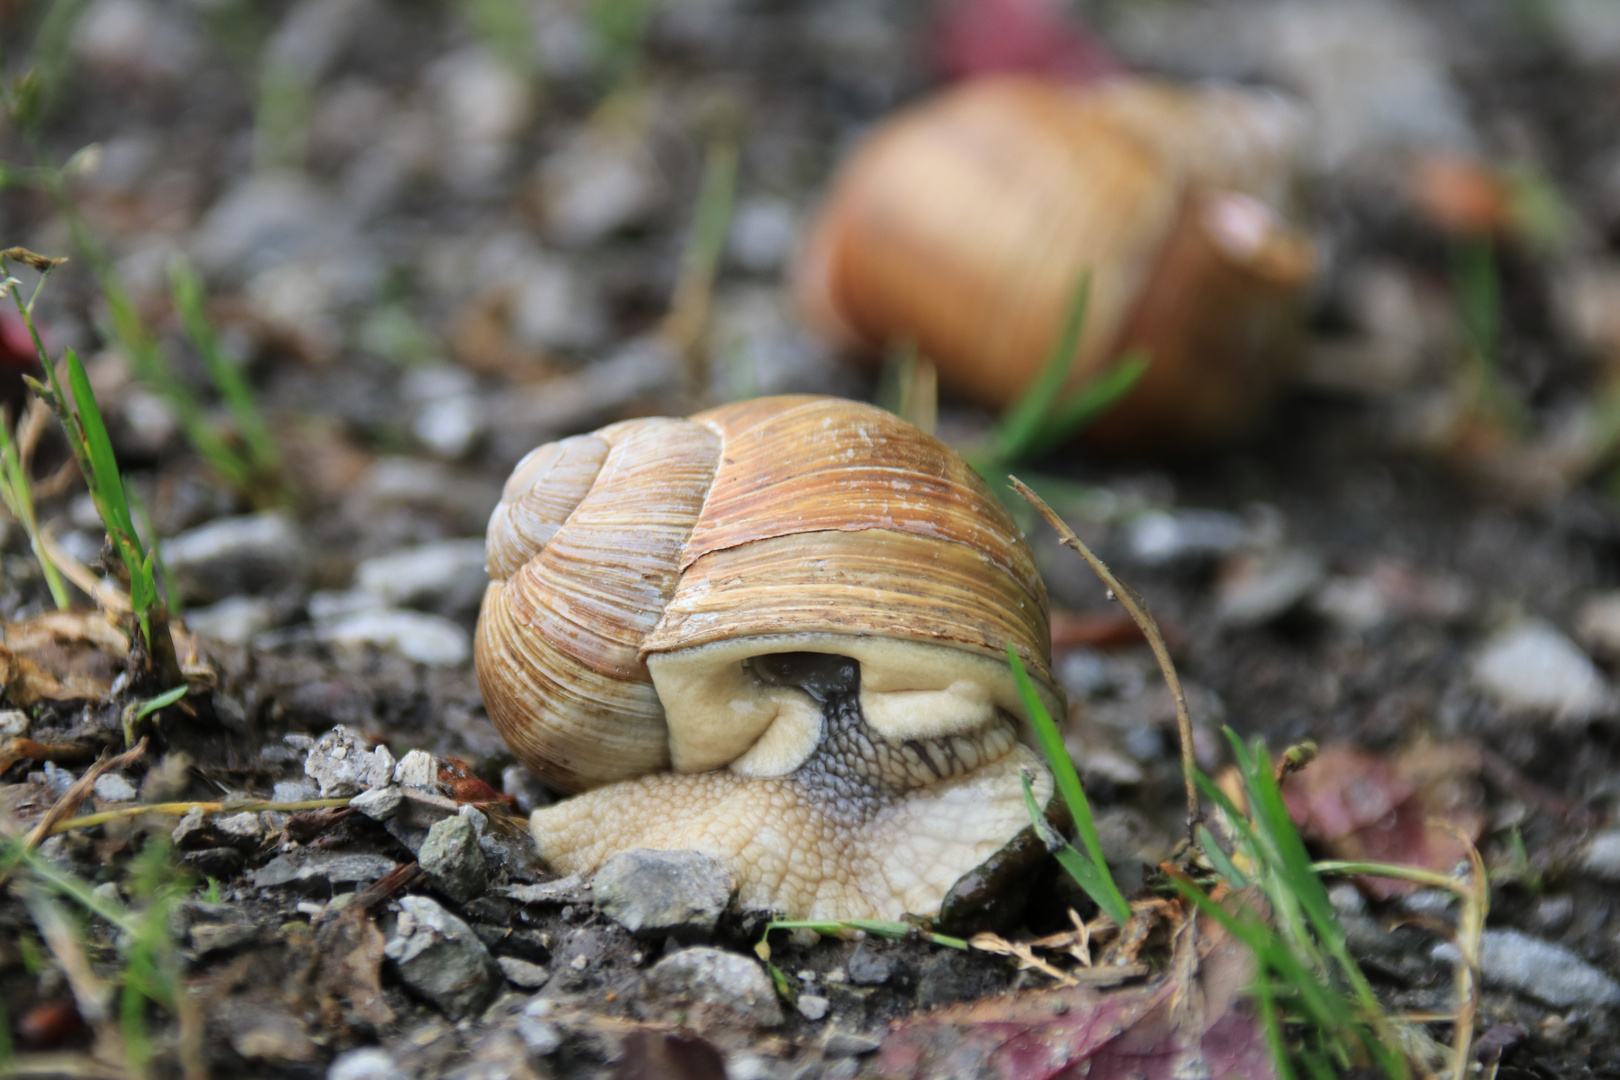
[[438, 757, 517, 806], [877, 915, 1275, 1080], [931, 0, 1127, 84], [1282, 742, 1484, 900]]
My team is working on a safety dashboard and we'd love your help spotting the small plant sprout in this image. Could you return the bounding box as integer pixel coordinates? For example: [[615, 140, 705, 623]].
[[2, 248, 182, 685], [0, 404, 71, 609]]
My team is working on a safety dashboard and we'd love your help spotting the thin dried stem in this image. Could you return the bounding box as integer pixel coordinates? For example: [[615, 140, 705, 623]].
[[1011, 477, 1201, 835], [49, 796, 353, 836]]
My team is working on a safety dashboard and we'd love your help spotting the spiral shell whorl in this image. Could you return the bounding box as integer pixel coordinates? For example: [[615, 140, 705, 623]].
[[477, 396, 1059, 796]]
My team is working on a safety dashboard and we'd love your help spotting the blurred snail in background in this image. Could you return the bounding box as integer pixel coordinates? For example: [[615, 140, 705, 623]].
[[797, 76, 1318, 452], [475, 395, 1063, 920]]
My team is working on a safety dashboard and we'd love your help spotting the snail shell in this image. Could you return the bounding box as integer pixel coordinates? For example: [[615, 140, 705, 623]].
[[796, 75, 1317, 452], [476, 395, 1063, 919]]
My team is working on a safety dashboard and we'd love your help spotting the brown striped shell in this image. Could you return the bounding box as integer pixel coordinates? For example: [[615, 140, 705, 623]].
[[795, 75, 1316, 452], [475, 395, 1061, 795]]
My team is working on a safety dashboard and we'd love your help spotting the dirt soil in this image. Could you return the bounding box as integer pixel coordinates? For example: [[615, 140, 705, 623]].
[[5, 0, 1620, 1077]]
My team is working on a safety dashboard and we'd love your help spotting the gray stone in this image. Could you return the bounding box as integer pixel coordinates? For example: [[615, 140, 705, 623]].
[[327, 1045, 405, 1080], [497, 956, 550, 989], [539, 129, 662, 247], [189, 921, 260, 956], [354, 539, 488, 616], [1435, 929, 1620, 1008], [172, 807, 219, 850], [420, 814, 490, 904], [1216, 549, 1327, 627], [72, 0, 199, 82], [501, 765, 550, 814], [1471, 621, 1614, 723], [1581, 830, 1620, 882], [501, 874, 592, 906], [0, 710, 26, 738], [728, 197, 799, 274], [307, 589, 385, 622], [593, 849, 735, 938], [351, 785, 404, 821], [385, 895, 500, 1019], [217, 812, 264, 848], [266, 0, 371, 84], [273, 778, 319, 803], [92, 772, 138, 802], [1124, 509, 1248, 567], [253, 851, 399, 890], [192, 173, 358, 279], [824, 1031, 883, 1057], [646, 947, 784, 1027], [186, 596, 277, 646], [304, 726, 394, 797], [163, 511, 308, 603], [796, 994, 830, 1021], [316, 609, 471, 667], [516, 997, 562, 1054], [847, 943, 893, 986]]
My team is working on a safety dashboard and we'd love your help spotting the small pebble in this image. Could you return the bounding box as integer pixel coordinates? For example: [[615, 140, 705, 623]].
[[394, 749, 438, 789], [384, 895, 500, 1020], [497, 956, 551, 989], [419, 814, 490, 904], [327, 1046, 405, 1080], [351, 785, 404, 821], [646, 947, 784, 1027], [0, 710, 29, 738], [847, 944, 893, 985], [315, 608, 471, 667], [185, 596, 277, 645], [593, 849, 735, 938], [1471, 621, 1614, 723], [824, 1031, 883, 1057], [796, 994, 830, 1021], [1435, 929, 1620, 1008], [163, 511, 308, 603], [93, 772, 139, 803], [1581, 829, 1620, 882], [353, 539, 487, 615]]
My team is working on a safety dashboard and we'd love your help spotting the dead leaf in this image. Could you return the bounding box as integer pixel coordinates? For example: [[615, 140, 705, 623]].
[[0, 611, 131, 706], [312, 904, 393, 1030], [439, 757, 517, 806], [0, 646, 109, 706], [1281, 742, 1484, 900], [877, 913, 1275, 1080]]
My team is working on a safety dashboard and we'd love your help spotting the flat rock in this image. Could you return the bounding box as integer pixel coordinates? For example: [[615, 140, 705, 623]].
[[315, 608, 471, 667], [1470, 620, 1614, 723], [1581, 829, 1620, 882], [1216, 548, 1326, 627], [385, 895, 500, 1020], [646, 947, 784, 1027], [351, 785, 404, 821], [185, 595, 278, 646], [497, 956, 551, 989], [253, 850, 398, 890], [847, 943, 893, 985], [1436, 929, 1620, 1008], [354, 539, 487, 616], [93, 772, 138, 802], [593, 848, 734, 938], [420, 814, 490, 904], [327, 1045, 407, 1080], [163, 511, 308, 603]]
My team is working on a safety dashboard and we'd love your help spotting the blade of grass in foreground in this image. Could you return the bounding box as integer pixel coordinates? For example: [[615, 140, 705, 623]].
[[1007, 645, 1131, 926]]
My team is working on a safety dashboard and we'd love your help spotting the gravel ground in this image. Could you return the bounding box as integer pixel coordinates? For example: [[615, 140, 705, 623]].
[[6, 0, 1620, 1076]]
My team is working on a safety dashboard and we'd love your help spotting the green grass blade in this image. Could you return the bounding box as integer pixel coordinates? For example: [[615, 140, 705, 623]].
[[0, 420, 70, 609], [65, 347, 137, 543], [170, 257, 280, 476], [1007, 645, 1131, 925], [1020, 351, 1150, 460], [1197, 824, 1249, 890]]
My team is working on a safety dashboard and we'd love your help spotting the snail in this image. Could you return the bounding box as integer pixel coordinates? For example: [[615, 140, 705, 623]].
[[475, 395, 1064, 920], [796, 75, 1317, 452]]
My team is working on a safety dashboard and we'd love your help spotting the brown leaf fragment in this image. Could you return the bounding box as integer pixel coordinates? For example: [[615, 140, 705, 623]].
[[312, 904, 394, 1030], [439, 756, 517, 806], [877, 915, 1276, 1080], [0, 645, 110, 706], [1281, 741, 1484, 899]]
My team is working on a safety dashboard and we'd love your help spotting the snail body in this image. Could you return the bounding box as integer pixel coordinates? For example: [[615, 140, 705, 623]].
[[797, 76, 1316, 451], [476, 395, 1062, 919]]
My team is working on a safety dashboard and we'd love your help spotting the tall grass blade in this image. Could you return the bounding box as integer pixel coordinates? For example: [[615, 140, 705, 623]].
[[993, 271, 1091, 461], [1007, 645, 1131, 925]]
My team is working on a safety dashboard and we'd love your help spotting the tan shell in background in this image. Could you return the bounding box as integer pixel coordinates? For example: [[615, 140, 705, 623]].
[[796, 75, 1317, 452], [476, 395, 1059, 795]]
